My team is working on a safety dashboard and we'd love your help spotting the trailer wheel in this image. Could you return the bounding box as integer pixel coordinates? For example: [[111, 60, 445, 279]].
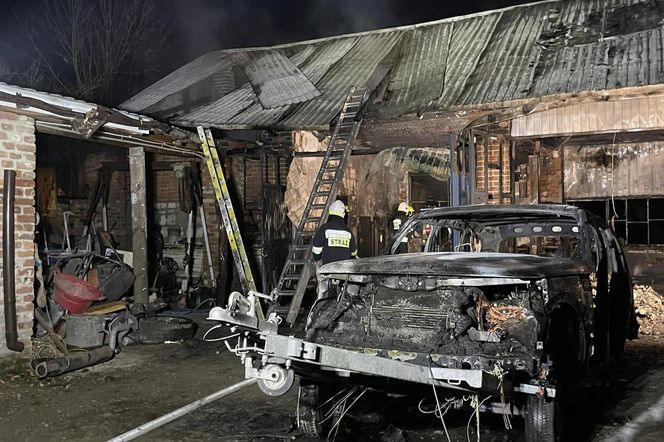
[[257, 364, 294, 397]]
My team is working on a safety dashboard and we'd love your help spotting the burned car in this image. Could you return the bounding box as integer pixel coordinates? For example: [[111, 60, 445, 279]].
[[210, 205, 636, 441]]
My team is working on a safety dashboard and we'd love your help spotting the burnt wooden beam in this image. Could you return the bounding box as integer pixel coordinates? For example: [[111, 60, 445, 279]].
[[129, 147, 149, 307], [528, 152, 540, 205]]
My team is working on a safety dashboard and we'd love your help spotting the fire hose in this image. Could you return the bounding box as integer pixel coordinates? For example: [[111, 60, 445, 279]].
[[107, 378, 257, 441]]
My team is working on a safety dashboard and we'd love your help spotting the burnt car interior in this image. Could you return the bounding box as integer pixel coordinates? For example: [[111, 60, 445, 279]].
[[392, 213, 584, 261]]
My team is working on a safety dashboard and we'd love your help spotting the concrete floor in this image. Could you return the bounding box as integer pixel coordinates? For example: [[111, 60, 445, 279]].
[[1, 329, 664, 441]]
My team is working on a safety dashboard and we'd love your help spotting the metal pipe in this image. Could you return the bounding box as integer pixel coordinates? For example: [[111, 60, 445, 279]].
[[3, 169, 24, 352], [32, 345, 115, 378], [107, 378, 257, 442]]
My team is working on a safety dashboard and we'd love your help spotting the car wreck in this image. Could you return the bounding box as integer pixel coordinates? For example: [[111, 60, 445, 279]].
[[209, 204, 636, 440]]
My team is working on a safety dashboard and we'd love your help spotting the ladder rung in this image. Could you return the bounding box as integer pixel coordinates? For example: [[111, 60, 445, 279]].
[[278, 290, 296, 298], [282, 275, 301, 281]]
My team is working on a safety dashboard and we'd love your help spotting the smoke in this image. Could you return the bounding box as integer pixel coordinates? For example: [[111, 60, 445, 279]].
[[164, 0, 537, 65]]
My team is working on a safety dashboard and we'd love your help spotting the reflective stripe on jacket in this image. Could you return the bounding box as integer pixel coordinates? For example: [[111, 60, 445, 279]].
[[312, 215, 357, 264]]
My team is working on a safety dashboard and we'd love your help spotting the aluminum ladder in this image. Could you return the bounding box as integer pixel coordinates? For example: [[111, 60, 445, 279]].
[[274, 86, 368, 325], [197, 126, 263, 319]]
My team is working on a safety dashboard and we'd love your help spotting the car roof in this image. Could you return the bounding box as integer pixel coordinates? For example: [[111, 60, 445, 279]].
[[414, 204, 586, 222]]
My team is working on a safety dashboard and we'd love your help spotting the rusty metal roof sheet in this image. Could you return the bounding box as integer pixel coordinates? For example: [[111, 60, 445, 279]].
[[122, 0, 664, 130]]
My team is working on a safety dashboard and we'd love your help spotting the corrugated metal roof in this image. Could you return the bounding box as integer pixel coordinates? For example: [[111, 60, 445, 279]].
[[123, 0, 664, 130], [122, 51, 232, 112], [244, 50, 321, 109], [281, 31, 403, 127], [378, 23, 452, 119]]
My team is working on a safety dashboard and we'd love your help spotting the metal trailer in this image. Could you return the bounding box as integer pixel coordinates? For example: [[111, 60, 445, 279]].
[[207, 293, 555, 415]]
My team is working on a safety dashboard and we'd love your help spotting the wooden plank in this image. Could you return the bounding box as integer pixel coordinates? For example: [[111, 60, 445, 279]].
[[129, 147, 149, 307], [528, 153, 539, 205]]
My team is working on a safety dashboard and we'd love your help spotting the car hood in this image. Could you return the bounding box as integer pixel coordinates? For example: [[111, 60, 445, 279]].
[[319, 252, 589, 279]]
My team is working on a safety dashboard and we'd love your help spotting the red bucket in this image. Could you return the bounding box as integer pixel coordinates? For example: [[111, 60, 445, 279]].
[[53, 273, 105, 314]]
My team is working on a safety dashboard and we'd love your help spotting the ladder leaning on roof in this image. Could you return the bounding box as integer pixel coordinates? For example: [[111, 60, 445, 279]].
[[197, 126, 263, 319], [273, 86, 369, 325]]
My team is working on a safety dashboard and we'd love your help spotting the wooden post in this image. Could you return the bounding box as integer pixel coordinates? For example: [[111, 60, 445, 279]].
[[498, 137, 504, 205], [468, 130, 477, 204], [129, 147, 149, 306], [528, 154, 540, 205]]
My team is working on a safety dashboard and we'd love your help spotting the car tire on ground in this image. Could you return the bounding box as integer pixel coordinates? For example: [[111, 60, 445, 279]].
[[524, 394, 556, 442], [298, 383, 324, 437], [130, 316, 196, 344], [298, 381, 345, 438], [609, 276, 631, 357]]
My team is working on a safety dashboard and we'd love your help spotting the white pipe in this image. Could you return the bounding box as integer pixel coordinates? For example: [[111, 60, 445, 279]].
[[107, 378, 257, 442]]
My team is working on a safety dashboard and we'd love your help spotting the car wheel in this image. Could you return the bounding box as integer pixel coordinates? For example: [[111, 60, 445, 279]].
[[609, 276, 630, 357], [130, 316, 196, 344], [524, 395, 556, 442], [298, 383, 324, 437], [298, 381, 346, 438]]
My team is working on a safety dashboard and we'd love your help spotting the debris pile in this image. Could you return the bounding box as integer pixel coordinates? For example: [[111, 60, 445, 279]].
[[634, 285, 664, 336]]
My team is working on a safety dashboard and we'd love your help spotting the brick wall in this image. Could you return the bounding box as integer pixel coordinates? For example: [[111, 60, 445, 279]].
[[535, 142, 563, 203], [0, 111, 36, 356], [475, 137, 511, 204], [37, 138, 132, 250]]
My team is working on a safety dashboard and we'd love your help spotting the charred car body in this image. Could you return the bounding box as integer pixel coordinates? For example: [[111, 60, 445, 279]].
[[210, 205, 636, 440]]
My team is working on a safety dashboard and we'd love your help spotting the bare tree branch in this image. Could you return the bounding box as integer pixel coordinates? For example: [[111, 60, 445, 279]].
[[14, 0, 169, 105]]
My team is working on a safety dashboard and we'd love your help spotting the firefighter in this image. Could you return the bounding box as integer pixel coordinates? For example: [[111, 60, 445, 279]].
[[312, 200, 357, 298], [392, 202, 414, 253]]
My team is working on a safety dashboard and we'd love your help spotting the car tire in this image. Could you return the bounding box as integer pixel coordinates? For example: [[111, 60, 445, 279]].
[[298, 383, 324, 437], [609, 277, 630, 357], [298, 381, 345, 438], [131, 316, 196, 344], [524, 395, 556, 442]]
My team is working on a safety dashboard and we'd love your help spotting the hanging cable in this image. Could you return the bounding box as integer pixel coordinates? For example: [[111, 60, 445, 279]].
[[610, 131, 619, 227], [427, 356, 452, 442], [466, 395, 492, 442]]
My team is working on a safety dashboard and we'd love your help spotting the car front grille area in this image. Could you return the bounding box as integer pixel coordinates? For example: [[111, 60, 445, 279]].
[[371, 305, 446, 330]]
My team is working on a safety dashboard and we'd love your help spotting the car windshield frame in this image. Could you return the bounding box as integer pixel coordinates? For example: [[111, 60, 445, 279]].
[[387, 211, 593, 263]]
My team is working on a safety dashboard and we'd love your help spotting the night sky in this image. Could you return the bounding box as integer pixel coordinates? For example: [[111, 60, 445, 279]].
[[0, 0, 539, 99]]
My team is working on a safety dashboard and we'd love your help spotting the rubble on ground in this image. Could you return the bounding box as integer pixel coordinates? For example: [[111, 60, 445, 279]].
[[634, 285, 664, 336]]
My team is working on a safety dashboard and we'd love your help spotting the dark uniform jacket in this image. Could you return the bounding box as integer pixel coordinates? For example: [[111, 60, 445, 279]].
[[312, 215, 358, 265]]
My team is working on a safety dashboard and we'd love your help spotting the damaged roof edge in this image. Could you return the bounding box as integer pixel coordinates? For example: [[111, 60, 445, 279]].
[[173, 83, 664, 132], [173, 118, 331, 132], [0, 82, 199, 156]]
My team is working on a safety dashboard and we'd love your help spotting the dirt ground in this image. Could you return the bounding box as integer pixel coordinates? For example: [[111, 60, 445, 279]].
[[1, 316, 664, 441]]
